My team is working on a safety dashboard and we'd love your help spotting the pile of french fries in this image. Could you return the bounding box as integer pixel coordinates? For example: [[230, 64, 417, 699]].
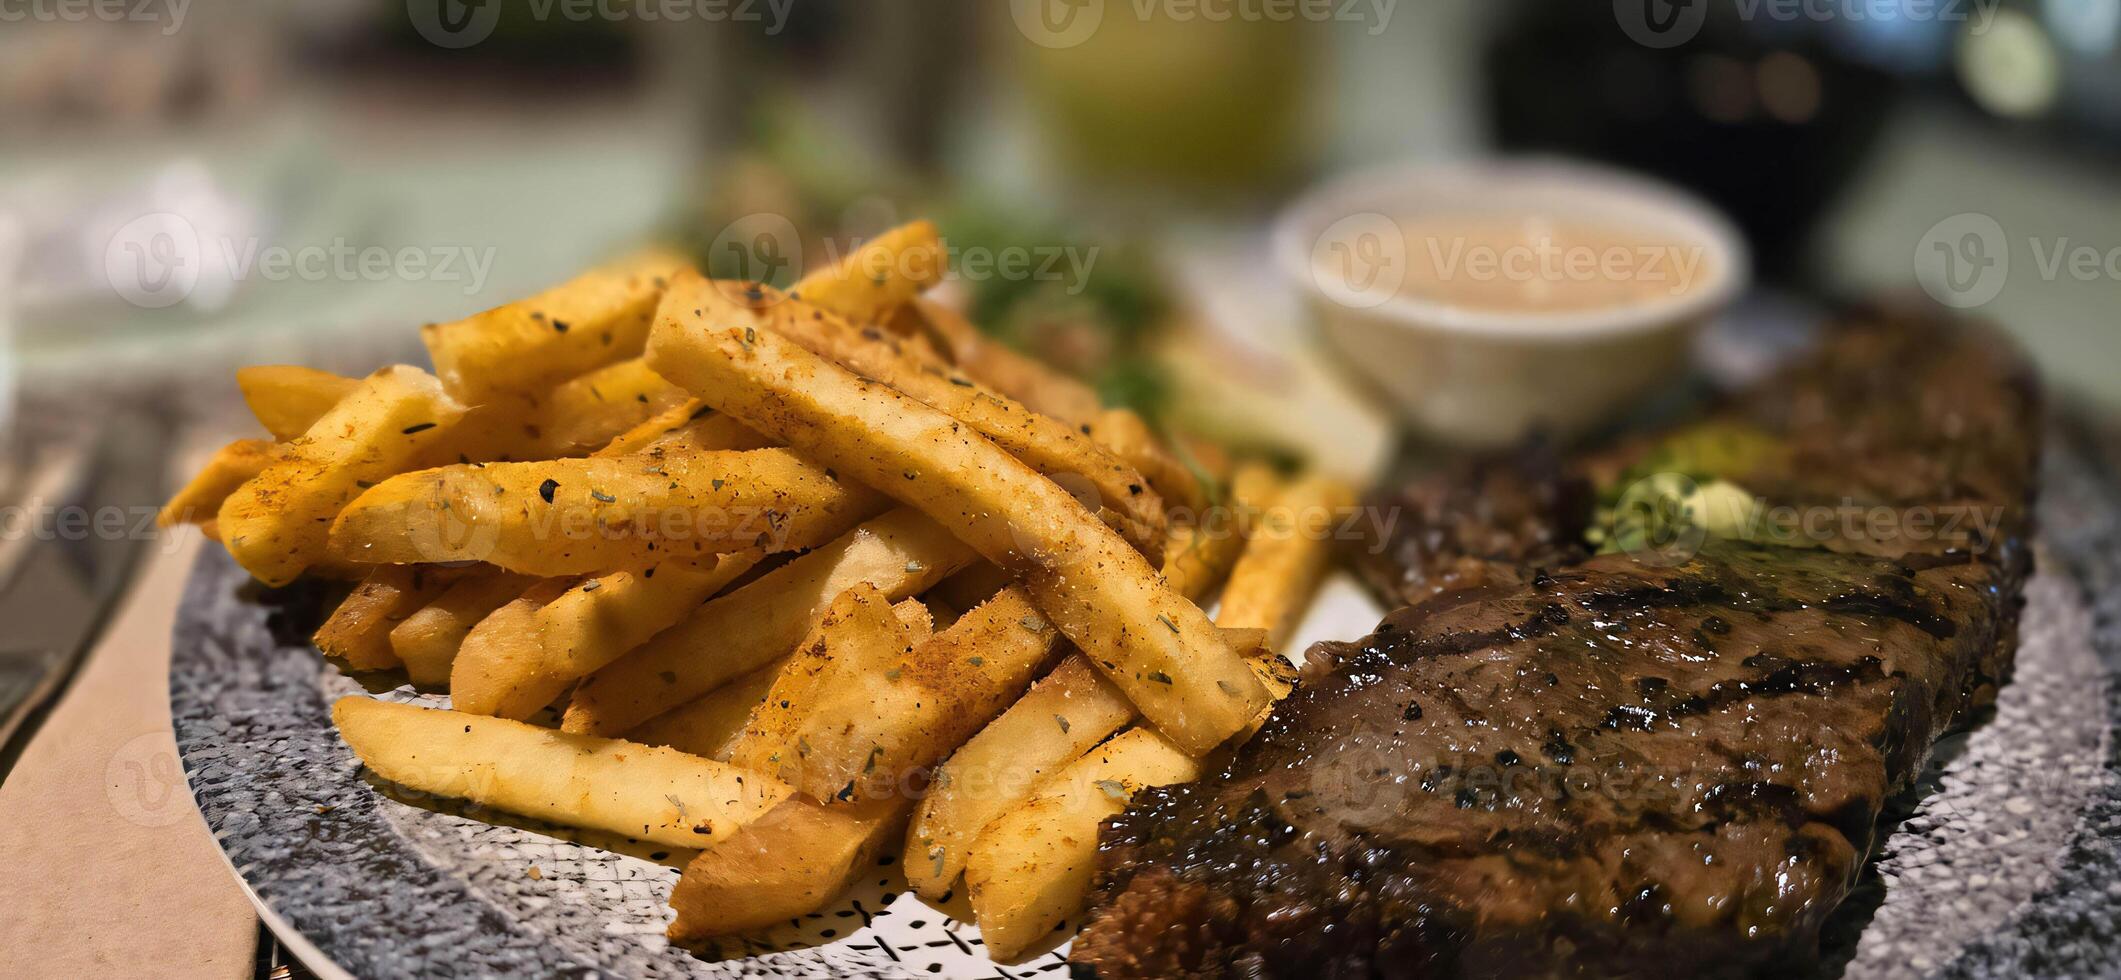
[[162, 220, 1353, 961]]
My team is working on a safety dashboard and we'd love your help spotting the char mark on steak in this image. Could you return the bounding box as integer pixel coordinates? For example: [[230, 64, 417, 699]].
[[1072, 309, 2040, 979]]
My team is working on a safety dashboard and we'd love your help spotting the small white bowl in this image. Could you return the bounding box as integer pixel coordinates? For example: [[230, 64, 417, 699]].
[[1274, 159, 1748, 448]]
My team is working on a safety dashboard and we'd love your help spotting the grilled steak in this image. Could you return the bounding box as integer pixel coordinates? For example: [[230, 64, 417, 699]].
[[1072, 311, 2039, 978]]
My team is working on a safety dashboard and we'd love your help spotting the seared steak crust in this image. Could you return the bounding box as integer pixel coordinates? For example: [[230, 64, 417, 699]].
[[1073, 312, 2039, 979]]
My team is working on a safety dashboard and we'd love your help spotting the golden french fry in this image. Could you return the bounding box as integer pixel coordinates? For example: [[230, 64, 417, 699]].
[[535, 357, 687, 456], [734, 585, 1060, 804], [1216, 472, 1355, 650], [422, 248, 691, 402], [593, 400, 769, 458], [447, 578, 577, 716], [331, 697, 790, 851], [904, 655, 1135, 900], [218, 365, 467, 586], [1157, 519, 1245, 604], [327, 449, 883, 574], [313, 565, 467, 671], [627, 661, 782, 762], [453, 551, 763, 721], [728, 584, 926, 790], [562, 507, 978, 736], [644, 272, 1267, 755], [1088, 407, 1207, 516], [159, 439, 276, 527], [388, 570, 542, 687], [908, 298, 1104, 428], [667, 797, 907, 944], [749, 289, 1167, 556], [964, 727, 1200, 959], [789, 219, 946, 326], [236, 365, 360, 441]]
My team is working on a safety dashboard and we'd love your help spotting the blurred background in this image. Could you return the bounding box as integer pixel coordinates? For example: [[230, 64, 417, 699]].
[[8, 0, 2119, 421]]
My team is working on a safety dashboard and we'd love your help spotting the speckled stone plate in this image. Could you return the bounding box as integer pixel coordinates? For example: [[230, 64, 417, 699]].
[[173, 429, 2121, 979]]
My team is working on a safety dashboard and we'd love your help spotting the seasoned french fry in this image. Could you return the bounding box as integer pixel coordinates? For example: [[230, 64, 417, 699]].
[[1157, 519, 1245, 604], [734, 585, 1060, 804], [235, 365, 360, 440], [422, 248, 691, 402], [750, 290, 1167, 555], [331, 697, 790, 851], [159, 439, 275, 527], [1216, 472, 1355, 650], [904, 655, 1135, 900], [789, 219, 946, 326], [644, 272, 1267, 755], [388, 570, 541, 687], [909, 298, 1104, 428], [534, 357, 687, 456], [452, 551, 763, 721], [593, 400, 768, 457], [1087, 407, 1207, 515], [728, 584, 925, 790], [447, 578, 577, 715], [327, 449, 884, 574], [563, 507, 978, 736], [313, 565, 467, 671], [627, 661, 781, 761], [964, 727, 1200, 959], [667, 797, 907, 944], [218, 365, 467, 586]]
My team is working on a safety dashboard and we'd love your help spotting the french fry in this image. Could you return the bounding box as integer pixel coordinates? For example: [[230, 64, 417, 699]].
[[389, 570, 542, 687], [159, 439, 275, 527], [644, 272, 1267, 755], [909, 298, 1104, 428], [327, 448, 884, 574], [447, 578, 577, 715], [534, 357, 687, 456], [313, 565, 467, 671], [789, 219, 946, 326], [627, 662, 781, 761], [451, 551, 763, 720], [1216, 472, 1355, 650], [904, 656, 1135, 900], [727, 584, 926, 789], [593, 401, 768, 457], [963, 727, 1200, 959], [734, 585, 1061, 804], [1157, 520, 1245, 604], [235, 365, 360, 440], [218, 365, 467, 586], [422, 248, 691, 402], [1087, 407, 1207, 515], [331, 697, 790, 851], [562, 507, 978, 736], [750, 289, 1167, 555], [667, 797, 907, 944]]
